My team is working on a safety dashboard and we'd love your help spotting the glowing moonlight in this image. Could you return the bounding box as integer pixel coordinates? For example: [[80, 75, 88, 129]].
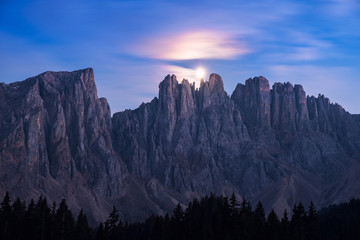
[[196, 68, 205, 79]]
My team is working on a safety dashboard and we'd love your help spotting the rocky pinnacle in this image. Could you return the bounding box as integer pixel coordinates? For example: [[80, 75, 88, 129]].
[[1, 68, 360, 223]]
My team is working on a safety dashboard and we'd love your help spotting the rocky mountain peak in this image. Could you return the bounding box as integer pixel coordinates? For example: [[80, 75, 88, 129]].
[[158, 74, 178, 107], [35, 68, 95, 92], [0, 68, 122, 222], [208, 73, 224, 93], [197, 73, 227, 107], [2, 69, 360, 224], [232, 76, 271, 136], [159, 74, 178, 91], [247, 76, 270, 92]]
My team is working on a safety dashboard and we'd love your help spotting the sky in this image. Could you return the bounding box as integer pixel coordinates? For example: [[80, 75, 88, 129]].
[[0, 0, 359, 114]]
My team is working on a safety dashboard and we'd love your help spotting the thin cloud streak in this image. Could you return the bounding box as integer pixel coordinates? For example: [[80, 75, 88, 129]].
[[325, 0, 360, 16], [127, 31, 250, 60]]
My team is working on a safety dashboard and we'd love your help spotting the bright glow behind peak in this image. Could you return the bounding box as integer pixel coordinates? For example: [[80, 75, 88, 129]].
[[196, 68, 205, 79]]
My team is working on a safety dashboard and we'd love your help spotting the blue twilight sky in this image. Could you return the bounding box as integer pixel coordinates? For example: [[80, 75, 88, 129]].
[[0, 0, 359, 114]]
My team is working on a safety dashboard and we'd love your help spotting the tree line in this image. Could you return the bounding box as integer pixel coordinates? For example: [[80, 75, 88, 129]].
[[1, 192, 360, 240]]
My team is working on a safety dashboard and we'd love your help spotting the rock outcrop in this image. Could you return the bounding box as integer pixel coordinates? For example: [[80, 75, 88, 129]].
[[1, 69, 360, 223], [0, 69, 123, 222], [353, 114, 360, 127]]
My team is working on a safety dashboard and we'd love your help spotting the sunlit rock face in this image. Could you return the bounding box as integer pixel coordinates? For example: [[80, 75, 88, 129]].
[[1, 68, 360, 223]]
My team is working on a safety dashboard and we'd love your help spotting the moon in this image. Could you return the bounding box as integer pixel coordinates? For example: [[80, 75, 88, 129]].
[[196, 68, 205, 79]]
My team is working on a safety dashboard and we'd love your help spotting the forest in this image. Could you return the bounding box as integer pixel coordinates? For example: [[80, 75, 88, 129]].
[[1, 192, 360, 240]]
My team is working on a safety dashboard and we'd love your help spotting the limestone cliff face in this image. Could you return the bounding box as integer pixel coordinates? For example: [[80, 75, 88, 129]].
[[0, 69, 123, 222], [1, 69, 360, 222], [113, 73, 249, 196], [353, 114, 360, 127], [113, 74, 360, 214]]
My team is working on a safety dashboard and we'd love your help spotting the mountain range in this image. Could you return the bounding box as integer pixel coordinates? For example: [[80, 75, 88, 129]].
[[1, 68, 359, 223]]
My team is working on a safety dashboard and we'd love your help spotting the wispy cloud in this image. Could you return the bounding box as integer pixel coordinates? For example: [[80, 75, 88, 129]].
[[324, 0, 360, 16], [266, 47, 323, 62], [261, 29, 334, 62], [126, 31, 250, 60], [286, 47, 322, 61]]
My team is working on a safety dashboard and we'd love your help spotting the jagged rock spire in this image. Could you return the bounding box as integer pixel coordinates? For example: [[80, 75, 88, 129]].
[[1, 70, 360, 224]]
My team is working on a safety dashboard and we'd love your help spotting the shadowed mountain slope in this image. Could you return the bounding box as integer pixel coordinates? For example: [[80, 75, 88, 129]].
[[1, 68, 360, 222]]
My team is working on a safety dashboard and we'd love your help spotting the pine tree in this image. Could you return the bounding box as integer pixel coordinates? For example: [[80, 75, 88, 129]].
[[306, 201, 319, 240], [96, 223, 105, 240], [221, 196, 232, 239], [116, 220, 125, 240], [162, 213, 171, 240], [49, 201, 57, 240], [10, 197, 26, 240], [292, 202, 306, 240], [267, 209, 280, 240], [254, 201, 266, 240], [171, 203, 184, 240], [281, 208, 289, 224], [239, 197, 252, 239], [0, 191, 12, 240], [35, 196, 51, 240], [254, 201, 266, 226], [308, 201, 317, 220], [229, 193, 239, 213], [104, 206, 120, 240], [280, 208, 290, 240], [228, 195, 240, 239], [172, 203, 184, 223], [150, 215, 162, 240], [75, 209, 92, 240], [24, 199, 36, 239], [54, 199, 75, 240]]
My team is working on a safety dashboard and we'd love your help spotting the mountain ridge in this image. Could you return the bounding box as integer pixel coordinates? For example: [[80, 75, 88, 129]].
[[1, 68, 360, 223]]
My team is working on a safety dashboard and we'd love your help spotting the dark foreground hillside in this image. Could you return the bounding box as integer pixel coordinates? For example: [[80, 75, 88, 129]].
[[1, 192, 360, 240]]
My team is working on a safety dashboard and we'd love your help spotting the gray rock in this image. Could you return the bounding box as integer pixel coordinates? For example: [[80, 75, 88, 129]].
[[0, 69, 124, 223], [353, 114, 360, 127], [1, 69, 360, 223]]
